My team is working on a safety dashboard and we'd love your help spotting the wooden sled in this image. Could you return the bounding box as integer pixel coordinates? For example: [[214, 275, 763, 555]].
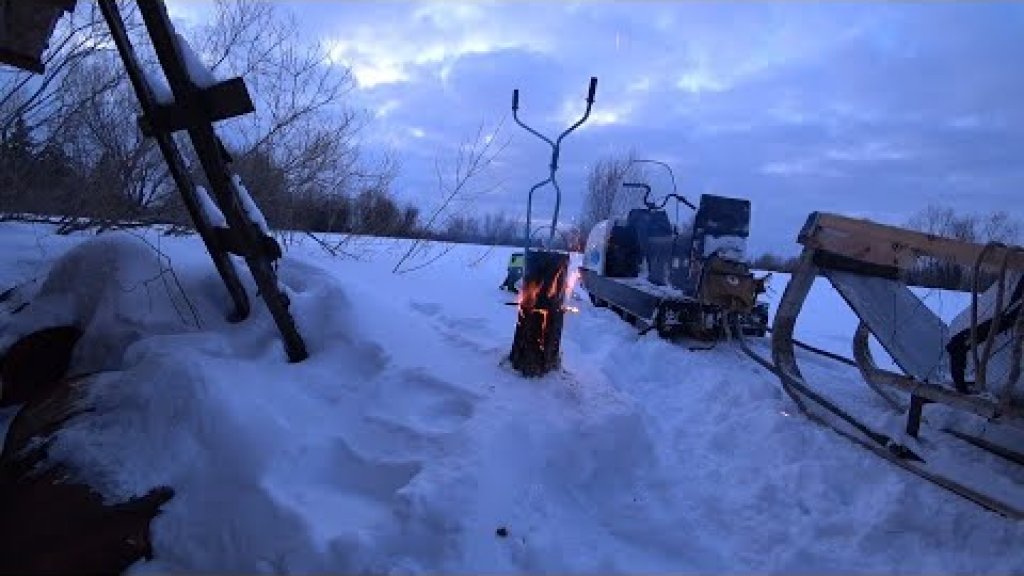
[[766, 212, 1024, 518]]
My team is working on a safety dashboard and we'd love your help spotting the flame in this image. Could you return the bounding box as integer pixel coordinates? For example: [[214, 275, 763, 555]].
[[565, 268, 580, 300], [546, 267, 564, 299], [515, 264, 575, 352], [516, 279, 553, 351], [517, 279, 543, 309], [535, 308, 549, 350]]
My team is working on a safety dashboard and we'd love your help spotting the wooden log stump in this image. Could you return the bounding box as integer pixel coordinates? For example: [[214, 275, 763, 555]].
[[0, 329, 174, 574], [510, 249, 569, 377], [1, 325, 82, 406]]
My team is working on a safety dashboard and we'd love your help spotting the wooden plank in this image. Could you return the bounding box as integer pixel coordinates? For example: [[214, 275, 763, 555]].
[[135, 0, 307, 362], [825, 269, 950, 383], [138, 77, 255, 136], [98, 0, 251, 323], [799, 212, 1024, 272]]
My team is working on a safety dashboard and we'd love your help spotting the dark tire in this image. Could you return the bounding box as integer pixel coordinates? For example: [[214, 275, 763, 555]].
[[589, 292, 607, 308]]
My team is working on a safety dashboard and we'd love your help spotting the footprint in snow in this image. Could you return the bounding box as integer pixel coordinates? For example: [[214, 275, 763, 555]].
[[409, 301, 442, 317], [367, 369, 478, 435], [440, 315, 487, 332]]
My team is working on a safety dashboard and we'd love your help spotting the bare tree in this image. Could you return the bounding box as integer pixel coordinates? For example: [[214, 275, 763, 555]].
[[192, 0, 391, 236], [980, 211, 1021, 246], [579, 150, 647, 234], [2, 0, 393, 244], [393, 118, 509, 273], [61, 57, 168, 216], [0, 3, 116, 136], [906, 204, 1023, 289]]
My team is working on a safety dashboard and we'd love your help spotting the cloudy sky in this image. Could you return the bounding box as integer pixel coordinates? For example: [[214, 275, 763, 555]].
[[169, 1, 1024, 256]]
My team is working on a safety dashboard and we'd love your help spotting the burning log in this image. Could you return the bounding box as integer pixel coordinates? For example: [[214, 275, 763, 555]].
[[510, 249, 569, 377]]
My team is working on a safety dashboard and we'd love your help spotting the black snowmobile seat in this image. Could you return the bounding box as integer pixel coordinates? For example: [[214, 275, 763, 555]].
[[605, 224, 641, 278], [626, 209, 673, 255], [647, 235, 690, 286]]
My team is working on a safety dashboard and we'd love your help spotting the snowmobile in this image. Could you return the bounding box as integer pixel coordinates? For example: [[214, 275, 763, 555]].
[[738, 211, 1024, 519], [579, 181, 770, 339]]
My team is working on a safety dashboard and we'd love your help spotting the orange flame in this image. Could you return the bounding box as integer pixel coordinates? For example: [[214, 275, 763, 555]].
[[516, 279, 552, 351], [535, 308, 549, 350], [546, 267, 564, 299], [517, 279, 543, 309], [565, 268, 580, 300], [516, 264, 574, 352]]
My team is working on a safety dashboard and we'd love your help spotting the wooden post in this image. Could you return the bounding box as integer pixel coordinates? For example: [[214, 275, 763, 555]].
[[510, 249, 569, 377]]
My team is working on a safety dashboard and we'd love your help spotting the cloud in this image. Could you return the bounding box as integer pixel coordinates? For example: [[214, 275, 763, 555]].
[[272, 0, 1024, 255]]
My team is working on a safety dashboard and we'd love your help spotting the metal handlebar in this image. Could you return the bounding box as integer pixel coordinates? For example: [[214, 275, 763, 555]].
[[626, 158, 696, 233], [622, 181, 696, 212], [512, 76, 598, 249]]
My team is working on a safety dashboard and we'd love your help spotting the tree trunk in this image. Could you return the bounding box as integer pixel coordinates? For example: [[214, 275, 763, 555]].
[[510, 249, 569, 377]]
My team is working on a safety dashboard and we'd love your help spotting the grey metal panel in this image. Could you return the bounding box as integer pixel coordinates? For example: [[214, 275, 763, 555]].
[[825, 269, 950, 383], [580, 268, 662, 321]]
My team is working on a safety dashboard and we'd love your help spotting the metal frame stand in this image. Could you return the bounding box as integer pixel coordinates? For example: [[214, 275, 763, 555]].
[[507, 76, 597, 377]]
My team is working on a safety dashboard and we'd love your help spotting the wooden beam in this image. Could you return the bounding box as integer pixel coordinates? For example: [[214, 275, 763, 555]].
[[137, 77, 255, 137], [798, 211, 1024, 272]]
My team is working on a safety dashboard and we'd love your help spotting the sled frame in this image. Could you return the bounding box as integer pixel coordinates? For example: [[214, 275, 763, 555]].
[[769, 211, 1024, 518]]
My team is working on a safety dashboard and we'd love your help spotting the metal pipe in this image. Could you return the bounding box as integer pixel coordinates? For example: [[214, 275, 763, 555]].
[[512, 77, 597, 249], [629, 158, 695, 228]]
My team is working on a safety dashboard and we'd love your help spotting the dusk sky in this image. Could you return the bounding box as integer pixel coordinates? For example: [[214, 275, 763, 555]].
[[169, 1, 1024, 255]]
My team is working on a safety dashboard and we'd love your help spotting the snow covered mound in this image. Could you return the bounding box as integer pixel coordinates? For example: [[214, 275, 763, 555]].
[[0, 233, 217, 374], [1, 223, 1023, 573], [1, 230, 662, 572]]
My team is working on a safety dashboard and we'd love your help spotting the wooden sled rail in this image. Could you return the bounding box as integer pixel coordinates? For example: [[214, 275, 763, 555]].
[[799, 212, 1024, 273]]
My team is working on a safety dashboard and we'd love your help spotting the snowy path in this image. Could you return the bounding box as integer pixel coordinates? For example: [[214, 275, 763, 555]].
[[1, 223, 1023, 573]]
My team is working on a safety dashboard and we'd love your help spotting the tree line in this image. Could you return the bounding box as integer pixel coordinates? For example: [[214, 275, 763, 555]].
[[0, 1, 536, 250], [0, 1, 412, 236], [3, 5, 1019, 275]]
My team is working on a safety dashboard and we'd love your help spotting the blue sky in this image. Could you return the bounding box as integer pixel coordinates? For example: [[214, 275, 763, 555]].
[[168, 1, 1024, 255]]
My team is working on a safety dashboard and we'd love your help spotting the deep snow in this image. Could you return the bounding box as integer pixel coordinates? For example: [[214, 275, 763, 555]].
[[1, 221, 1022, 574]]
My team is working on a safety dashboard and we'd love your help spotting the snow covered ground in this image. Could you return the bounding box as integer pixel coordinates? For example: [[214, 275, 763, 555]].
[[1, 221, 1023, 573]]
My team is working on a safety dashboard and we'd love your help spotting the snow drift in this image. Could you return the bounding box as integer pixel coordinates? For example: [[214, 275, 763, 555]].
[[1, 222, 1023, 573]]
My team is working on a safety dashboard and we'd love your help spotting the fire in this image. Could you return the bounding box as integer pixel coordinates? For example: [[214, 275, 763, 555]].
[[517, 280, 543, 309], [535, 308, 549, 350], [546, 267, 564, 299], [514, 263, 576, 353], [516, 279, 555, 351], [565, 268, 580, 300]]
